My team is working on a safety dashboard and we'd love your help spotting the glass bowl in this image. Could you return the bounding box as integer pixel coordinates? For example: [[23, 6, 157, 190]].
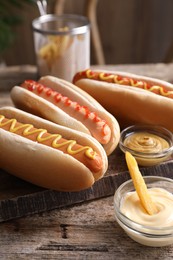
[[114, 176, 173, 247], [119, 125, 173, 166]]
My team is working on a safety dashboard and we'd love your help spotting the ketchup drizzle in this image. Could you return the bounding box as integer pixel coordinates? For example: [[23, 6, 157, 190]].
[[74, 69, 173, 99], [21, 80, 110, 139]]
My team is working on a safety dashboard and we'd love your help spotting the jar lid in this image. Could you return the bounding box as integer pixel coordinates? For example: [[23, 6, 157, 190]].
[[32, 14, 90, 35]]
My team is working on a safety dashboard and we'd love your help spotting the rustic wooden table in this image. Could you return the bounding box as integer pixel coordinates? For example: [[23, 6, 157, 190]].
[[0, 63, 173, 259]]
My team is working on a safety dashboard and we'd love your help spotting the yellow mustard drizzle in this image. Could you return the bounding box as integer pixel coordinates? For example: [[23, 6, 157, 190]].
[[126, 78, 172, 96], [128, 80, 173, 96], [143, 85, 173, 97], [86, 69, 173, 97], [114, 75, 124, 84], [99, 72, 114, 81], [129, 78, 142, 87], [117, 76, 173, 97], [99, 73, 124, 84], [86, 69, 95, 79], [0, 115, 96, 159]]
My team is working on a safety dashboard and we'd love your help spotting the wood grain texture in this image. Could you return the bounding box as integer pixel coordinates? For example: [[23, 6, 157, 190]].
[[0, 63, 173, 258], [0, 63, 173, 223], [0, 149, 172, 222], [1, 63, 173, 92], [3, 0, 173, 66], [0, 196, 173, 259], [0, 147, 125, 222], [0, 65, 37, 91]]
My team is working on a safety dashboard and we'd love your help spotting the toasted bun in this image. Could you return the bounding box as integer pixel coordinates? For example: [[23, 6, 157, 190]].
[[11, 75, 120, 155], [11, 86, 90, 135], [74, 71, 173, 131], [0, 107, 108, 192], [39, 76, 121, 155]]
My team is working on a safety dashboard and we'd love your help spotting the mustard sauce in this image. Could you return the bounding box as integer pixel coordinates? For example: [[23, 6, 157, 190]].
[[0, 115, 96, 159], [124, 132, 169, 154], [82, 69, 173, 98]]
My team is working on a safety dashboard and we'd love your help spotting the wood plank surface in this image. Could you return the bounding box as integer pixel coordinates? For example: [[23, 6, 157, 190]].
[[3, 1, 173, 66], [1, 147, 172, 222], [1, 63, 173, 222], [1, 63, 173, 91], [0, 194, 173, 260], [0, 196, 171, 260], [0, 63, 173, 259]]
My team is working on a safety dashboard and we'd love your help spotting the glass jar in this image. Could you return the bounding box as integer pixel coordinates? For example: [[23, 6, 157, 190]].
[[32, 14, 90, 82]]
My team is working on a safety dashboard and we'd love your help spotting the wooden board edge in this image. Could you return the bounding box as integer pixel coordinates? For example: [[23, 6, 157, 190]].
[[0, 161, 173, 222]]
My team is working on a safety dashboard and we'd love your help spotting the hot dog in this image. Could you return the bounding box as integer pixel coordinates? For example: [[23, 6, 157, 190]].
[[10, 76, 120, 156], [73, 69, 173, 131], [0, 106, 108, 192]]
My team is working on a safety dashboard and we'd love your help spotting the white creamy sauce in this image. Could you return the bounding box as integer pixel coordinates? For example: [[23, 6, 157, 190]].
[[120, 187, 173, 227]]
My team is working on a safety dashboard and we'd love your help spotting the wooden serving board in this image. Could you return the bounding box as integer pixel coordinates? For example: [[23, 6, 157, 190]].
[[1, 63, 173, 222], [0, 148, 173, 222]]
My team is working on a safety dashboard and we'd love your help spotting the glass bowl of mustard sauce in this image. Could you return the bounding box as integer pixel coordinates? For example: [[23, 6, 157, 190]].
[[114, 176, 173, 247], [119, 125, 173, 166]]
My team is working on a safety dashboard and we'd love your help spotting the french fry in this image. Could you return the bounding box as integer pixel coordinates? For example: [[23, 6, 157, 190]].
[[125, 151, 158, 215], [38, 27, 73, 71], [39, 43, 56, 70]]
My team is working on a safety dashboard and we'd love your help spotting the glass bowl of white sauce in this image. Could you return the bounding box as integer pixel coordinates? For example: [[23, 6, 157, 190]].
[[114, 176, 173, 247]]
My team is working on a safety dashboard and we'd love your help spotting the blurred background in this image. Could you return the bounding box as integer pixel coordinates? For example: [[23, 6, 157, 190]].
[[1, 0, 173, 66]]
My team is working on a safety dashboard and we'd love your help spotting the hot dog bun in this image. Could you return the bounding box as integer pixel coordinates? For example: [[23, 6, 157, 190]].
[[0, 106, 108, 192], [73, 69, 173, 131], [10, 75, 120, 155]]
